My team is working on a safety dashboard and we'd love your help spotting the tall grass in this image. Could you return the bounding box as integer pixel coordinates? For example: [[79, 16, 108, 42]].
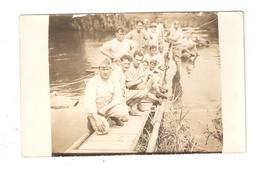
[[155, 102, 198, 153], [203, 106, 223, 146]]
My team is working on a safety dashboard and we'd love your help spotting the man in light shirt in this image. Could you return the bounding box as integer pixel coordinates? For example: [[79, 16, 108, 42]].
[[147, 23, 161, 50], [143, 19, 150, 34], [84, 58, 129, 135], [125, 51, 146, 90], [180, 32, 199, 61], [169, 21, 185, 63], [100, 27, 137, 63], [126, 20, 148, 51], [156, 18, 165, 44], [113, 54, 148, 115], [169, 21, 184, 44], [124, 51, 149, 113], [125, 50, 166, 106], [144, 45, 160, 65]]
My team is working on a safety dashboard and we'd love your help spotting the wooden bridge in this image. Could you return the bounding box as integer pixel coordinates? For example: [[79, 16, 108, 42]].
[[65, 101, 165, 154], [60, 26, 209, 154]]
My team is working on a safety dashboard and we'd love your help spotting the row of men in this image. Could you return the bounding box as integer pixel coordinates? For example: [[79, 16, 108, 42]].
[[84, 20, 199, 135], [84, 50, 168, 135], [100, 20, 199, 67]]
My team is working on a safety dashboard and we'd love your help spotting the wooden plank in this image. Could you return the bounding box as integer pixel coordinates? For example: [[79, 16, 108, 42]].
[[65, 110, 150, 154], [146, 102, 166, 153], [66, 148, 133, 154], [86, 133, 137, 142], [65, 134, 89, 153], [79, 140, 134, 151], [129, 111, 151, 151], [151, 103, 161, 125], [110, 114, 149, 134]]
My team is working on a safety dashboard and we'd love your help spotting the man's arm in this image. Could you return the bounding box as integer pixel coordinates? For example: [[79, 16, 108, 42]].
[[126, 79, 143, 89], [98, 83, 123, 115], [125, 68, 145, 88], [100, 41, 114, 59], [182, 47, 193, 56], [84, 79, 107, 133], [84, 79, 98, 115], [142, 32, 149, 47], [192, 43, 199, 56], [128, 39, 138, 56], [125, 30, 133, 40]]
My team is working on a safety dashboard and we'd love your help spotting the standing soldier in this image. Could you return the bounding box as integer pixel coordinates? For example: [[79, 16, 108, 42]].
[[147, 22, 161, 50], [143, 18, 150, 37], [100, 27, 137, 67], [126, 20, 148, 52], [156, 17, 165, 44], [169, 21, 185, 64]]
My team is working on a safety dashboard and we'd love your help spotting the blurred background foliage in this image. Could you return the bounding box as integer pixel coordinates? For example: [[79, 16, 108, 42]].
[[49, 12, 218, 41]]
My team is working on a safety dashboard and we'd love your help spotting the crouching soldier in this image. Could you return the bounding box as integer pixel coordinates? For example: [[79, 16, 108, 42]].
[[84, 58, 129, 135]]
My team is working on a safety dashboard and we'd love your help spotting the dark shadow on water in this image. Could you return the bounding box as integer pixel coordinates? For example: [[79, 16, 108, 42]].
[[49, 16, 113, 97]]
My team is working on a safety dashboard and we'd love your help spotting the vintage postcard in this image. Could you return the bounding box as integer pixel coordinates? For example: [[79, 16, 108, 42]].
[[20, 12, 245, 156]]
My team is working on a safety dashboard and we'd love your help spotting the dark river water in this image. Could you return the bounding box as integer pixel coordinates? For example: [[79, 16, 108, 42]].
[[49, 30, 112, 97]]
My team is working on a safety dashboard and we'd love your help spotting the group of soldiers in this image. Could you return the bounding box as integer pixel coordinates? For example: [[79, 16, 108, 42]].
[[84, 19, 200, 135]]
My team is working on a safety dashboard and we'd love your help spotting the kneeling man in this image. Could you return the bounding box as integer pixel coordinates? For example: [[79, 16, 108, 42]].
[[84, 58, 129, 135]]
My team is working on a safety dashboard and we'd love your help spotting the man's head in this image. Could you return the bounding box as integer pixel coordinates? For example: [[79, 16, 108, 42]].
[[156, 18, 162, 24], [143, 60, 149, 70], [149, 59, 158, 71], [115, 27, 125, 42], [150, 23, 157, 32], [158, 45, 164, 53], [143, 18, 149, 29], [98, 58, 112, 80], [136, 20, 144, 32], [133, 50, 144, 68], [120, 54, 132, 72], [173, 21, 180, 29], [150, 45, 157, 55]]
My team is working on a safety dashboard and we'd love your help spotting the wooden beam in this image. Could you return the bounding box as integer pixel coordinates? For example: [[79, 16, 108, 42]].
[[65, 109, 151, 154], [146, 101, 166, 153], [65, 133, 90, 153]]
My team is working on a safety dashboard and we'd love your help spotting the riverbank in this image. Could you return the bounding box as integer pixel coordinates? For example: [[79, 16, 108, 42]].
[[155, 43, 222, 152]]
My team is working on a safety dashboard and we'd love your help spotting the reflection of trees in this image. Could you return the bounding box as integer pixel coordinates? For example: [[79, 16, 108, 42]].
[[72, 14, 129, 40], [71, 13, 218, 41]]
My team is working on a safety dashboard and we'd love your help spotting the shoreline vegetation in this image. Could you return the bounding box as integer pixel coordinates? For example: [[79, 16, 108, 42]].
[[135, 101, 222, 153]]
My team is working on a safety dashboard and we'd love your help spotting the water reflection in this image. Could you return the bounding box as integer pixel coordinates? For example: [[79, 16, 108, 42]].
[[49, 28, 109, 97]]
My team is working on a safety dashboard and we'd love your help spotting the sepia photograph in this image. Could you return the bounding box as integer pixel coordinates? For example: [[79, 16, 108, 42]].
[[48, 12, 223, 155], [2, 0, 257, 169]]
